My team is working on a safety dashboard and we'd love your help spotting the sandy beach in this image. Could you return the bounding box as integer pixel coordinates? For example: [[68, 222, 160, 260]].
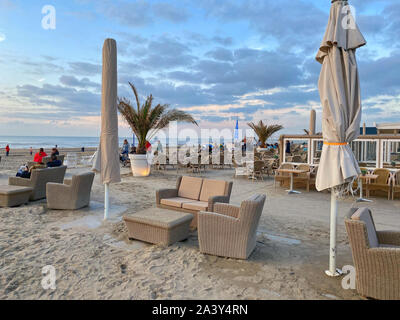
[[1, 149, 399, 300]]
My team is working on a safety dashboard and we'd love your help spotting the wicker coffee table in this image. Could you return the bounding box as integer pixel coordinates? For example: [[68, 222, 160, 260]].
[[123, 207, 193, 246], [0, 185, 33, 207]]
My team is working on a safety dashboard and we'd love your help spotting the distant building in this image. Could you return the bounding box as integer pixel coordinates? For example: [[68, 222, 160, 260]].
[[360, 122, 400, 135]]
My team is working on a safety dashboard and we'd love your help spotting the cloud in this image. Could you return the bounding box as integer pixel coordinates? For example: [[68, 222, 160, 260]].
[[68, 62, 101, 76], [59, 75, 100, 90], [0, 32, 5, 42], [153, 2, 189, 23]]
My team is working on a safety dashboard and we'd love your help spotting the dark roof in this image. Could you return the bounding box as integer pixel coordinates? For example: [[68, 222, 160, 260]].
[[360, 127, 378, 135]]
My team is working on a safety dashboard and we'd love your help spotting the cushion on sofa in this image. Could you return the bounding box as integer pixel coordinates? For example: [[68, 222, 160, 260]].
[[199, 179, 227, 202], [351, 208, 379, 248], [182, 201, 209, 211], [178, 176, 203, 200], [160, 197, 193, 208]]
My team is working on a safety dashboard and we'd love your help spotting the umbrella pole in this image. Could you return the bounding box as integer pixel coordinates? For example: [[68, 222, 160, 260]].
[[325, 190, 342, 277], [104, 183, 110, 220]]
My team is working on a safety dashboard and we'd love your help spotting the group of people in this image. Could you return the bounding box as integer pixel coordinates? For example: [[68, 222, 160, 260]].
[[16, 146, 62, 179]]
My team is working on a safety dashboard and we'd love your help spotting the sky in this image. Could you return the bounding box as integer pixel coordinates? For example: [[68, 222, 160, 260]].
[[0, 0, 399, 137]]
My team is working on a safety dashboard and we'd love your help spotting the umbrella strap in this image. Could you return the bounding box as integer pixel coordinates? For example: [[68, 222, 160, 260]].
[[324, 142, 348, 146]]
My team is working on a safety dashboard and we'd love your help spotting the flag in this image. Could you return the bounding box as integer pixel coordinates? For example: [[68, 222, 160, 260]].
[[234, 118, 239, 141]]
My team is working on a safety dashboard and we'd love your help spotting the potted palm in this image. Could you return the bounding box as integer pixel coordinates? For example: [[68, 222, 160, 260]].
[[247, 120, 283, 151], [118, 83, 198, 176]]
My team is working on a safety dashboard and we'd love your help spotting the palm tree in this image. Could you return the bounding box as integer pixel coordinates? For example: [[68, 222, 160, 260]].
[[247, 120, 283, 148], [118, 83, 198, 154]]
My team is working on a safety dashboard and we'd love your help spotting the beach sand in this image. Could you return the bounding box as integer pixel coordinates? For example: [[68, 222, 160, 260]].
[[1, 150, 399, 300]]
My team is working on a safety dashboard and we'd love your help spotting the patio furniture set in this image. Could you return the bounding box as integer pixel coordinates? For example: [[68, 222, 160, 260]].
[[123, 176, 266, 260], [274, 163, 318, 193], [0, 162, 95, 210]]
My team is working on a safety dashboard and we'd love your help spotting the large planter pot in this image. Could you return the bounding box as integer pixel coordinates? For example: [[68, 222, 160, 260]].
[[129, 154, 151, 177]]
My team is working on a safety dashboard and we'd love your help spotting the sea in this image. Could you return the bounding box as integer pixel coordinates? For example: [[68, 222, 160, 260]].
[[0, 136, 253, 150]]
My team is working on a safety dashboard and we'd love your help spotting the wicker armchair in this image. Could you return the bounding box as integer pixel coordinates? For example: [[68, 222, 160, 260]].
[[392, 171, 400, 200], [274, 163, 294, 188], [366, 168, 391, 200], [345, 208, 400, 300], [46, 172, 95, 210], [198, 194, 266, 259], [251, 160, 265, 181]]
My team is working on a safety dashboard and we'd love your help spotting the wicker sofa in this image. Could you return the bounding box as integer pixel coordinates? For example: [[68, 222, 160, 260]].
[[345, 207, 400, 300], [198, 194, 266, 259], [9, 166, 67, 201], [156, 176, 233, 228], [46, 172, 95, 210]]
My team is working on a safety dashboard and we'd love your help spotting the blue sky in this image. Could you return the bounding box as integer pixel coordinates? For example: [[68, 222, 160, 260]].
[[0, 0, 399, 137]]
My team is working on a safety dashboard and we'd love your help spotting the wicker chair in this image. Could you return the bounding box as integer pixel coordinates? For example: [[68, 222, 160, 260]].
[[251, 160, 265, 181], [366, 169, 391, 200], [233, 159, 248, 178], [46, 172, 95, 210], [392, 171, 400, 200], [293, 164, 311, 192], [345, 208, 400, 300], [198, 194, 266, 259], [274, 163, 294, 188]]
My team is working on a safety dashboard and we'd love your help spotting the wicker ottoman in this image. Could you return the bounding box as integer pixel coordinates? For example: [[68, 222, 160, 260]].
[[0, 185, 33, 207], [123, 208, 193, 246]]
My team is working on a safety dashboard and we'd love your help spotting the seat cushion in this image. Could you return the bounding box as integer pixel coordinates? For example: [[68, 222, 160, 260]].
[[351, 208, 379, 248], [178, 176, 203, 200], [380, 244, 400, 248], [160, 197, 193, 208], [182, 201, 209, 212], [199, 179, 227, 202]]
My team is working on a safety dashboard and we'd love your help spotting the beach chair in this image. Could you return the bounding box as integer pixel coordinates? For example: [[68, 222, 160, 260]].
[[46, 172, 95, 210], [198, 194, 266, 259], [366, 168, 391, 200], [392, 171, 400, 200], [251, 160, 265, 181], [274, 163, 294, 188], [345, 208, 400, 300], [293, 164, 311, 192], [232, 159, 248, 178]]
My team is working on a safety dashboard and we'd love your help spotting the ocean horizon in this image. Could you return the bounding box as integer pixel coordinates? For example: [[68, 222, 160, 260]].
[[0, 135, 268, 150]]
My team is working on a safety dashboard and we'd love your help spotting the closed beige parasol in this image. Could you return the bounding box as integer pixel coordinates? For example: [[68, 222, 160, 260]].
[[93, 39, 121, 219], [315, 0, 366, 276]]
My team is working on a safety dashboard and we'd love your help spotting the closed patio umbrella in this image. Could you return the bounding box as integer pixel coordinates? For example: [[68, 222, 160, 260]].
[[315, 0, 366, 276], [92, 38, 121, 220]]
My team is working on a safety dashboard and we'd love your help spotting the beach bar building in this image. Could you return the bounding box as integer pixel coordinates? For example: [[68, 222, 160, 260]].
[[279, 122, 400, 171]]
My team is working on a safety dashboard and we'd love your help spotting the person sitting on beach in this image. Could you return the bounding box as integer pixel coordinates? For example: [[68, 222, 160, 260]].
[[121, 139, 129, 161], [16, 165, 30, 179], [51, 147, 59, 156], [33, 148, 47, 163], [47, 154, 62, 168]]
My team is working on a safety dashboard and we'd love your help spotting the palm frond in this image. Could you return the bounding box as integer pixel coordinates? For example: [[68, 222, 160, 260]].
[[118, 83, 198, 153], [247, 120, 283, 147]]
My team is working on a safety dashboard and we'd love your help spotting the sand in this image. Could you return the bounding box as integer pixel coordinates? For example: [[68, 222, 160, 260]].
[[1, 149, 399, 300]]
